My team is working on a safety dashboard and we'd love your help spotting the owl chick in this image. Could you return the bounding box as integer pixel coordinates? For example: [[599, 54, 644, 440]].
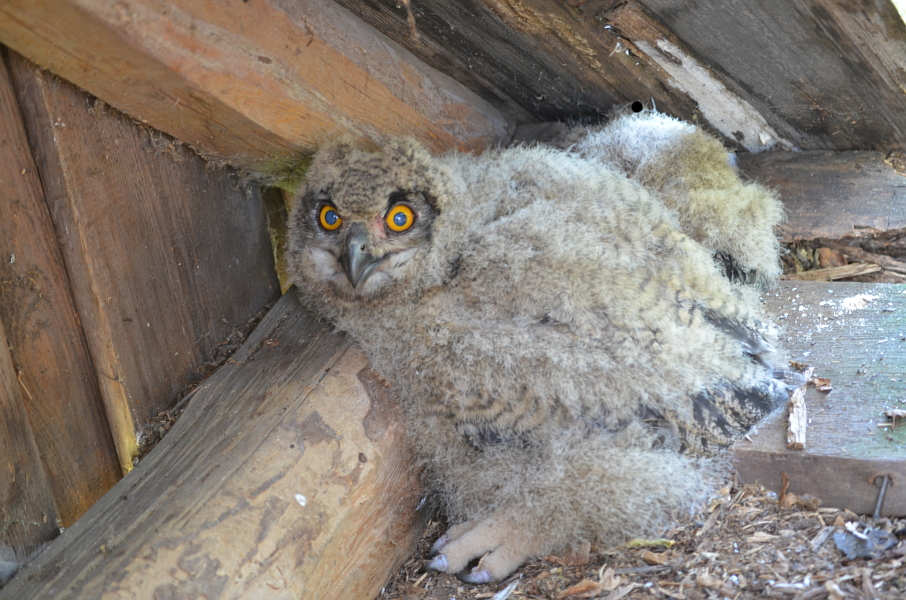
[[286, 132, 793, 583], [555, 109, 784, 288]]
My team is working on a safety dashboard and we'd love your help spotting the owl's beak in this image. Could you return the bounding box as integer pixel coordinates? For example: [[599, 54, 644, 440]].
[[340, 225, 385, 288]]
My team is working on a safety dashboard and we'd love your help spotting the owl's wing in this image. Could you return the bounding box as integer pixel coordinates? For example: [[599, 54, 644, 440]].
[[402, 288, 790, 457]]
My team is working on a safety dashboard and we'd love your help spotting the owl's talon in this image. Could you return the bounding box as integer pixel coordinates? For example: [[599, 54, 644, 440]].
[[426, 554, 449, 572], [429, 534, 450, 557], [457, 569, 493, 584]]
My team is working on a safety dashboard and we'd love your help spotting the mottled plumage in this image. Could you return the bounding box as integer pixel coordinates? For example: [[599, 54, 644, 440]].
[[286, 113, 793, 583]]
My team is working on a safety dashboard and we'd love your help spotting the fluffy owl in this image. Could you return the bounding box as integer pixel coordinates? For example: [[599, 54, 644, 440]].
[[286, 116, 793, 583], [555, 109, 784, 288]]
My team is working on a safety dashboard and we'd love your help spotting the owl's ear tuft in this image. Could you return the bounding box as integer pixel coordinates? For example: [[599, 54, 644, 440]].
[[386, 138, 431, 164], [313, 136, 360, 166]]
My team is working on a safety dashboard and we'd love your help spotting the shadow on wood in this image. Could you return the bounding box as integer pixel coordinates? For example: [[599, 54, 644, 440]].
[[0, 317, 59, 557], [7, 51, 281, 471], [0, 49, 120, 525], [0, 290, 427, 600]]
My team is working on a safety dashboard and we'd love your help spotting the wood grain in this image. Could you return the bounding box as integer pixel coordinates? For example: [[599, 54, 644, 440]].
[[0, 317, 59, 555], [738, 150, 906, 241], [0, 291, 427, 600], [0, 0, 512, 177], [9, 53, 281, 471], [734, 281, 906, 516], [0, 50, 121, 525], [334, 0, 706, 124], [639, 0, 906, 151]]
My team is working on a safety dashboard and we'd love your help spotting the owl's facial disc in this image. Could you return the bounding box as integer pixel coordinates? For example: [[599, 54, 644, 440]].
[[340, 224, 389, 288]]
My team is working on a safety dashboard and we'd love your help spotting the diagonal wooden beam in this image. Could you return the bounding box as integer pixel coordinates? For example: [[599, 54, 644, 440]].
[[0, 290, 427, 599], [0, 0, 514, 180]]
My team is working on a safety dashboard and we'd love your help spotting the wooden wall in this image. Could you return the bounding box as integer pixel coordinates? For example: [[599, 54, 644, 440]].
[[0, 48, 281, 554]]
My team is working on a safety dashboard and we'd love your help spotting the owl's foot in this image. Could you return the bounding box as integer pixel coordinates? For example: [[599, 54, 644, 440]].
[[425, 516, 545, 583]]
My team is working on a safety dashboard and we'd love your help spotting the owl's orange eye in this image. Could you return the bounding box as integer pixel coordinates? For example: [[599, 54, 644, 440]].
[[319, 205, 342, 231], [386, 204, 414, 232]]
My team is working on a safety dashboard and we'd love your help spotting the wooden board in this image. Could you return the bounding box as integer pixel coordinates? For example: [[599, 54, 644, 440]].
[[737, 150, 906, 241], [734, 281, 906, 516], [0, 317, 59, 555], [0, 0, 512, 178], [9, 53, 281, 471], [0, 291, 427, 600], [0, 49, 121, 526], [332, 0, 704, 124], [638, 0, 906, 152]]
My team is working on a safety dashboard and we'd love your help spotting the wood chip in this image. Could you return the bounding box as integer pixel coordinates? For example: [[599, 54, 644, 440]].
[[787, 367, 814, 450], [817, 247, 847, 268], [640, 550, 668, 565], [695, 571, 737, 597], [748, 531, 781, 543], [554, 579, 602, 599], [810, 377, 832, 392]]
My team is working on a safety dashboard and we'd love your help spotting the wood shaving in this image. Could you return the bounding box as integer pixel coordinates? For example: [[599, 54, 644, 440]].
[[380, 484, 906, 600]]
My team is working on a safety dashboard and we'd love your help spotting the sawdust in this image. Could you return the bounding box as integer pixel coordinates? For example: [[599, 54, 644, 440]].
[[379, 483, 906, 600]]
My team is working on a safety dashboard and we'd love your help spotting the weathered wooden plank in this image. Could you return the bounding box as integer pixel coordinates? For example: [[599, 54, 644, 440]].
[[734, 281, 906, 516], [638, 0, 906, 152], [9, 52, 281, 471], [598, 1, 797, 152], [0, 317, 59, 557], [333, 0, 707, 125], [0, 0, 512, 177], [0, 291, 427, 600], [0, 49, 121, 526], [737, 150, 906, 241]]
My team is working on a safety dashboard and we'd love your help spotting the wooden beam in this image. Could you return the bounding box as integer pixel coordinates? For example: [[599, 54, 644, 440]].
[[0, 50, 121, 525], [333, 0, 708, 125], [0, 317, 59, 555], [8, 53, 281, 471], [0, 0, 513, 178], [0, 291, 427, 600], [737, 151, 906, 241], [734, 281, 906, 516], [638, 0, 906, 152]]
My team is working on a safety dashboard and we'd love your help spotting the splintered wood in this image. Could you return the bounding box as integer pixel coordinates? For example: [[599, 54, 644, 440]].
[[783, 263, 882, 281], [787, 367, 814, 450]]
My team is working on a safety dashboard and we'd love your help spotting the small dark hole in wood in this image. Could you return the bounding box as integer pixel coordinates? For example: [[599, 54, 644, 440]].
[[289, 444, 295, 449], [631, 101, 644, 113], [359, 453, 368, 463]]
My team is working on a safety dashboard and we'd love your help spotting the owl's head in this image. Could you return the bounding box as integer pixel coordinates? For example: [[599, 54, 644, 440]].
[[287, 138, 452, 299]]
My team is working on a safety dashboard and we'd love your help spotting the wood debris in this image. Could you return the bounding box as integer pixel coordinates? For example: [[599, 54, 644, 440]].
[[810, 377, 832, 392], [783, 262, 882, 281], [380, 484, 906, 600], [883, 409, 906, 429], [787, 367, 814, 450]]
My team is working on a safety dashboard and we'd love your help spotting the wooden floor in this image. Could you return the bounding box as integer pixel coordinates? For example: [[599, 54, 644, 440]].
[[735, 280, 906, 516]]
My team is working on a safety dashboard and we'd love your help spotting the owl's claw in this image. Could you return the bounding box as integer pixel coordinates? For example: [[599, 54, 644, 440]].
[[457, 569, 493, 584], [429, 534, 450, 557], [426, 554, 449, 572], [425, 515, 545, 583]]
